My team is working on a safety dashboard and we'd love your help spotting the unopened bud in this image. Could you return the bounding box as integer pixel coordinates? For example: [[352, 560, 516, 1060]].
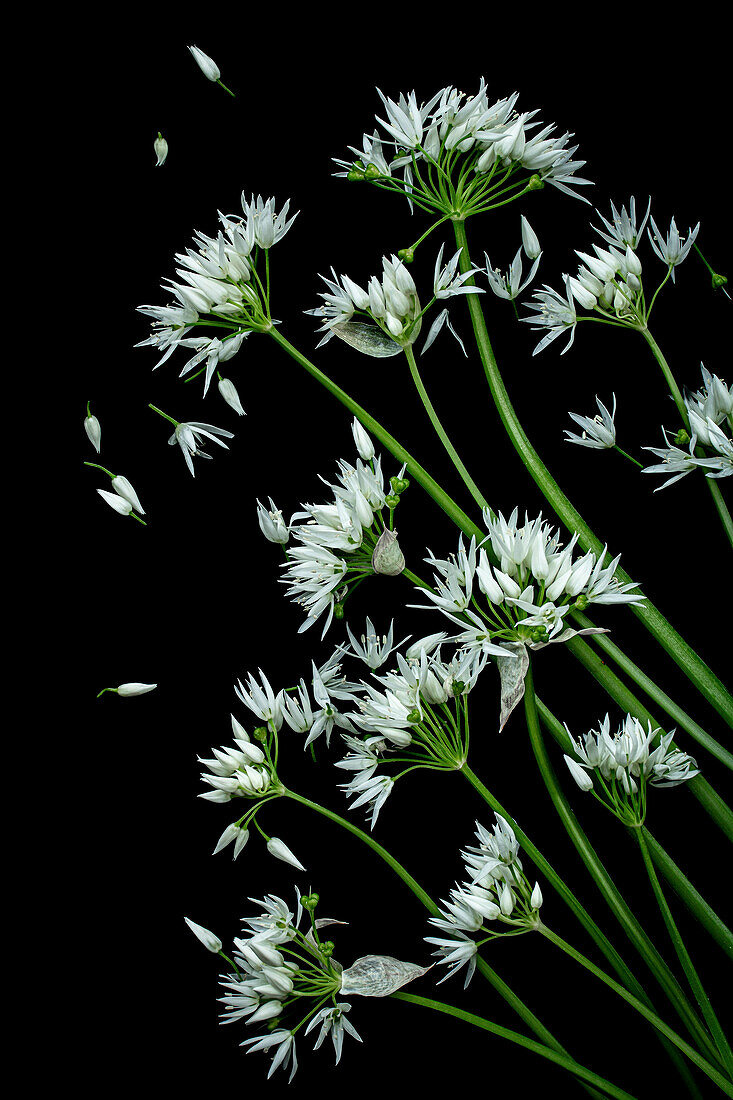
[[371, 529, 405, 576], [154, 132, 168, 167], [527, 175, 544, 191], [397, 248, 414, 263]]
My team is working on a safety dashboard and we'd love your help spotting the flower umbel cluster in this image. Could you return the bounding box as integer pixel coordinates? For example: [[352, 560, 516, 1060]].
[[268, 421, 409, 636], [523, 197, 699, 355], [336, 633, 488, 827], [643, 364, 733, 489], [187, 890, 429, 1080], [137, 194, 297, 393], [426, 815, 543, 987], [335, 81, 591, 220], [563, 713, 700, 825]]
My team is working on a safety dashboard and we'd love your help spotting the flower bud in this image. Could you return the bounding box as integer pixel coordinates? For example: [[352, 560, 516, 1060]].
[[187, 44, 220, 82], [85, 407, 101, 453], [371, 529, 405, 576], [154, 132, 168, 167], [520, 216, 541, 260], [218, 376, 246, 416], [117, 682, 157, 696], [564, 755, 594, 791], [111, 475, 144, 514], [267, 836, 306, 871], [351, 417, 375, 460], [184, 916, 223, 953], [97, 488, 132, 516]]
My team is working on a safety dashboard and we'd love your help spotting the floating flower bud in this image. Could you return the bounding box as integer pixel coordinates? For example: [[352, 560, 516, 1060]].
[[267, 836, 306, 871], [339, 955, 431, 997], [153, 132, 168, 167], [521, 216, 541, 260], [218, 376, 246, 416], [184, 916, 223, 953], [97, 488, 132, 516], [371, 529, 405, 576], [84, 404, 101, 452], [111, 475, 145, 514], [116, 682, 157, 696], [187, 44, 221, 82]]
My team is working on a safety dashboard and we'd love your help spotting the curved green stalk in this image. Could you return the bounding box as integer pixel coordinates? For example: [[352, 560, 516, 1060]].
[[403, 342, 489, 512], [539, 925, 733, 1096], [392, 991, 638, 1100], [522, 661, 721, 1066], [270, 328, 484, 536], [282, 786, 599, 1090], [452, 219, 733, 730], [640, 829, 733, 961], [570, 610, 733, 772], [536, 696, 733, 960], [636, 829, 733, 1079], [562, 635, 733, 841]]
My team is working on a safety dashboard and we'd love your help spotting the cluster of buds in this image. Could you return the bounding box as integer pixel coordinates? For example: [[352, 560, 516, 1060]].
[[258, 420, 409, 636], [523, 197, 699, 354], [136, 194, 297, 394], [426, 815, 544, 987], [563, 713, 699, 825], [186, 890, 429, 1080]]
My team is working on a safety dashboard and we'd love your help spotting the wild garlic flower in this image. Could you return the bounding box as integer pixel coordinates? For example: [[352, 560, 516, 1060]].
[[341, 617, 406, 670], [192, 889, 426, 1079], [336, 81, 591, 219], [307, 254, 422, 353], [137, 195, 297, 392], [647, 215, 700, 281], [336, 639, 488, 828], [97, 682, 157, 698], [592, 196, 651, 251], [563, 714, 699, 825], [484, 246, 542, 301], [426, 815, 543, 986], [256, 497, 290, 544], [521, 277, 579, 354], [270, 429, 407, 636], [167, 419, 234, 476], [153, 132, 168, 167], [84, 403, 101, 452], [565, 394, 617, 449], [198, 716, 280, 806], [217, 376, 245, 415]]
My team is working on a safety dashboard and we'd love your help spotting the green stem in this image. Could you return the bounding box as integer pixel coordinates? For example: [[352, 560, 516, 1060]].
[[536, 698, 733, 960], [570, 611, 733, 772], [392, 991, 638, 1100], [270, 328, 484, 537], [640, 328, 733, 550], [636, 829, 733, 1079], [562, 635, 733, 841], [539, 925, 733, 1096], [452, 219, 733, 729], [522, 661, 721, 1066], [613, 445, 644, 469], [282, 788, 600, 1092], [402, 342, 489, 512]]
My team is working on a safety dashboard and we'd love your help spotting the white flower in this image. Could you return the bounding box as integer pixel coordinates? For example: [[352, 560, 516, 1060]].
[[564, 754, 595, 791], [115, 682, 157, 696], [520, 216, 541, 260], [85, 406, 101, 452], [153, 132, 168, 166], [266, 837, 306, 871], [343, 617, 404, 670], [257, 497, 289, 544], [185, 916, 222, 953], [565, 395, 617, 449], [305, 1004, 362, 1064], [433, 244, 484, 299], [240, 1030, 298, 1082], [188, 45, 220, 82], [593, 196, 652, 251], [218, 376, 246, 415], [234, 669, 285, 731], [110, 475, 145, 514], [213, 822, 250, 858], [351, 417, 375, 461], [642, 428, 700, 490], [97, 488, 133, 516], [241, 194, 298, 249], [522, 277, 579, 354], [648, 215, 700, 280], [168, 420, 234, 476], [484, 247, 541, 301]]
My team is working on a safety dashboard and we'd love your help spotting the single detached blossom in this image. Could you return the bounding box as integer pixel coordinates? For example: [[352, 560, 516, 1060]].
[[84, 405, 101, 452], [168, 419, 234, 476], [97, 488, 133, 516], [565, 395, 617, 449], [97, 682, 157, 698], [188, 45, 220, 82], [154, 132, 168, 166]]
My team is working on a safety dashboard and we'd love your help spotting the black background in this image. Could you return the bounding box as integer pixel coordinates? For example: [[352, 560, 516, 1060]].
[[60, 15, 731, 1098]]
